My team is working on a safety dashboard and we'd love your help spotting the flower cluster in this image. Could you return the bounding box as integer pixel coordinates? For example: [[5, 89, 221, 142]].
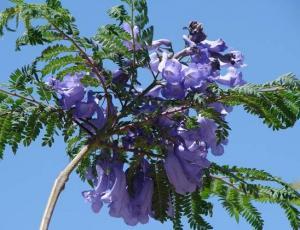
[[82, 155, 154, 225], [47, 74, 107, 134], [48, 21, 246, 225]]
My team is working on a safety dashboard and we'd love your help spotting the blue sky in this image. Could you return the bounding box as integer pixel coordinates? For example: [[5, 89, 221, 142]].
[[0, 0, 299, 229]]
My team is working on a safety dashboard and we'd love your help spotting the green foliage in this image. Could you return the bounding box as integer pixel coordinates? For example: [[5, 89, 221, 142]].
[[280, 202, 300, 230], [38, 44, 77, 62], [46, 0, 62, 9], [172, 193, 184, 230], [0, 114, 13, 158], [9, 65, 34, 92], [0, 7, 18, 36], [141, 25, 153, 45], [183, 191, 213, 230], [15, 26, 62, 50], [0, 99, 67, 157], [1, 1, 300, 230], [95, 24, 130, 60], [80, 74, 101, 87], [134, 0, 148, 29], [66, 134, 90, 179], [41, 55, 84, 76], [151, 161, 171, 222], [108, 5, 129, 23], [220, 73, 300, 130], [207, 163, 300, 230]]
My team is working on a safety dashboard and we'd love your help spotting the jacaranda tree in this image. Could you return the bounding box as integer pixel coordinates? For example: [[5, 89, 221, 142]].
[[0, 0, 300, 229]]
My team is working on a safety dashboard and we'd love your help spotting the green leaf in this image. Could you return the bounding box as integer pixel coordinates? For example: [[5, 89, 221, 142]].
[[41, 55, 84, 76], [46, 0, 62, 9], [151, 161, 171, 222], [56, 65, 89, 79], [141, 25, 153, 45], [183, 192, 213, 230], [9, 65, 33, 91], [108, 5, 129, 23], [38, 44, 77, 62], [240, 196, 264, 230], [134, 0, 148, 29], [0, 114, 12, 158], [220, 74, 300, 130], [172, 193, 184, 230], [280, 202, 300, 230], [80, 75, 100, 87], [0, 7, 18, 36]]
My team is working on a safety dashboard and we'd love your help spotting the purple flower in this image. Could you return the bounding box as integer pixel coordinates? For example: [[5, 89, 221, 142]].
[[230, 51, 245, 68], [149, 53, 160, 73], [219, 51, 245, 68], [145, 85, 162, 98], [164, 146, 197, 194], [203, 39, 227, 53], [157, 115, 176, 128], [106, 162, 131, 220], [82, 190, 103, 213], [121, 22, 142, 51], [158, 52, 183, 83], [161, 82, 185, 100], [73, 90, 98, 119], [182, 63, 210, 89], [82, 161, 110, 213], [182, 64, 201, 89], [216, 67, 246, 87], [82, 160, 130, 220], [191, 48, 210, 64], [148, 39, 171, 51], [163, 60, 183, 83], [122, 22, 139, 36], [197, 115, 227, 156], [209, 102, 233, 116], [49, 74, 85, 110], [112, 69, 129, 85], [128, 160, 154, 225], [82, 106, 106, 134]]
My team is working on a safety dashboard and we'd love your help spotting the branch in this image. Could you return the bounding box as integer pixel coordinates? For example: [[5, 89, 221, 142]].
[[40, 143, 94, 230], [210, 175, 241, 192], [46, 20, 114, 119], [0, 88, 41, 106]]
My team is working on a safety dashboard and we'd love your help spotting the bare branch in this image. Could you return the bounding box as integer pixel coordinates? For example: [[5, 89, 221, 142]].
[[40, 143, 94, 230]]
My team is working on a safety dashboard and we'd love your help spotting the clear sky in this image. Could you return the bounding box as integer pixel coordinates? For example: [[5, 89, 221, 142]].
[[0, 0, 300, 229]]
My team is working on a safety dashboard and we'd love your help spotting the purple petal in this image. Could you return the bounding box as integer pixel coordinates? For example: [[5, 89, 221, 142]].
[[203, 39, 227, 52], [164, 148, 197, 194], [162, 59, 183, 83], [161, 83, 185, 100], [216, 67, 246, 87]]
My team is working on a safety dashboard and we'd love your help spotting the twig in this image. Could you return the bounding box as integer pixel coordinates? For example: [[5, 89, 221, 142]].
[[40, 143, 95, 230], [0, 88, 41, 106], [210, 175, 240, 191]]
